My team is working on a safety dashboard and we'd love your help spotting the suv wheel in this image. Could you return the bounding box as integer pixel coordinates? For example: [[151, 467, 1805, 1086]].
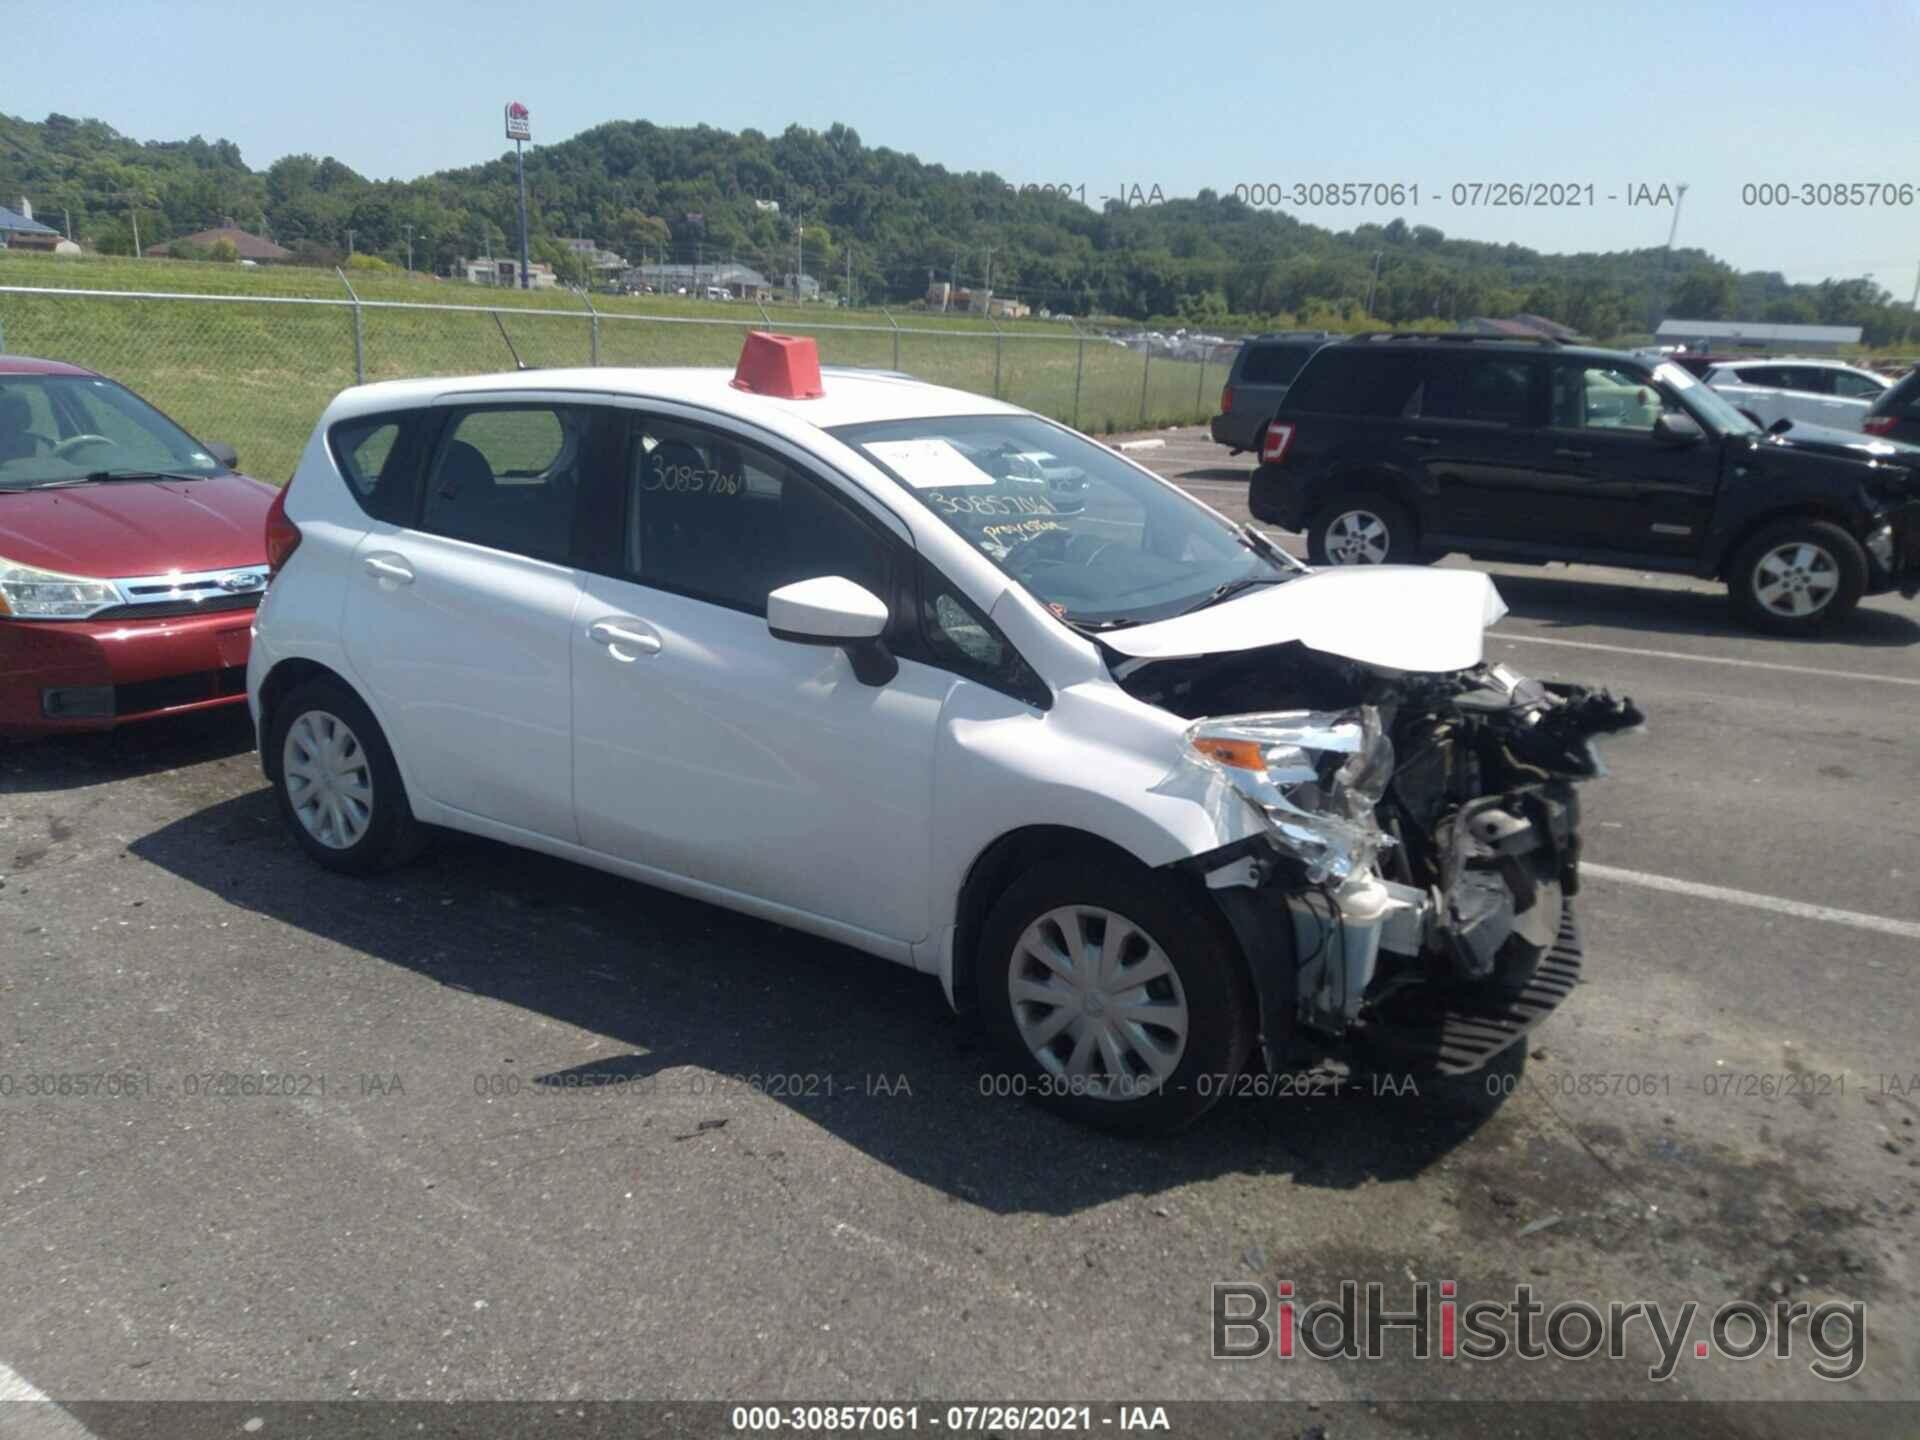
[[1308, 493, 1419, 566], [974, 857, 1255, 1135], [1728, 519, 1866, 634], [268, 677, 428, 873]]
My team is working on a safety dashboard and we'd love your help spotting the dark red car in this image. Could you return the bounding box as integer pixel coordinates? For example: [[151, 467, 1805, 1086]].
[[0, 356, 275, 737]]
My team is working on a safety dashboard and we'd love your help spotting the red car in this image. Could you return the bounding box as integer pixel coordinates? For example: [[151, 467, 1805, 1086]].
[[0, 356, 276, 737]]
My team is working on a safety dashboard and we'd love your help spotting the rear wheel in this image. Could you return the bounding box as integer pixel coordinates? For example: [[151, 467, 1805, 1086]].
[[1307, 492, 1422, 566], [1728, 518, 1865, 634], [268, 677, 427, 874], [975, 857, 1255, 1134]]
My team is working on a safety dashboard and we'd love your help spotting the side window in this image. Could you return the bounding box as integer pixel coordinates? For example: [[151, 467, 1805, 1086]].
[[1832, 370, 1885, 400], [1284, 350, 1422, 416], [1240, 345, 1312, 386], [327, 415, 419, 524], [621, 417, 892, 614], [1414, 354, 1535, 425], [420, 405, 590, 563], [917, 559, 1049, 707], [1551, 364, 1676, 432]]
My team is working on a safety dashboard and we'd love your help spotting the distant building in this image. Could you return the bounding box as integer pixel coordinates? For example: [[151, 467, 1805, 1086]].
[[557, 237, 629, 277], [0, 198, 64, 252], [456, 256, 558, 289], [1655, 319, 1862, 353], [146, 222, 293, 261], [622, 261, 770, 301], [783, 272, 821, 300], [925, 282, 1028, 319]]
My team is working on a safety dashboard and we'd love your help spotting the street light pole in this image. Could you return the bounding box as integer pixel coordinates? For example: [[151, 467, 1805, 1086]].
[[1652, 181, 1690, 337], [404, 223, 414, 276]]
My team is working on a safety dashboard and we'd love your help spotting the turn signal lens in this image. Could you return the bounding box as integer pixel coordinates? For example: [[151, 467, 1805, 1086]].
[[1190, 735, 1267, 771]]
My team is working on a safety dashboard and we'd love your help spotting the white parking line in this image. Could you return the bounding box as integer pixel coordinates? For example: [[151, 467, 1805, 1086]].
[[0, 1361, 101, 1440], [1494, 632, 1920, 689], [1582, 862, 1920, 941]]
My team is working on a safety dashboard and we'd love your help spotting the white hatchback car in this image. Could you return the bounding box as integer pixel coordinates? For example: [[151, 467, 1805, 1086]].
[[249, 334, 1639, 1132], [1702, 358, 1889, 432]]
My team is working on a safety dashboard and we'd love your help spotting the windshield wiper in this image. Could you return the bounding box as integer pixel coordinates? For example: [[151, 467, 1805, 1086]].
[[1182, 575, 1289, 614], [34, 470, 211, 490], [1238, 522, 1305, 570]]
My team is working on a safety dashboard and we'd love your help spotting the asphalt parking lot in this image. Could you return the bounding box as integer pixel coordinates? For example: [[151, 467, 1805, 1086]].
[[4, 425, 1918, 1438]]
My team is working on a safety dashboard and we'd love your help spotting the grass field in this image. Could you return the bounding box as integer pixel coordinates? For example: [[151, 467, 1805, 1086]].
[[0, 253, 1225, 482]]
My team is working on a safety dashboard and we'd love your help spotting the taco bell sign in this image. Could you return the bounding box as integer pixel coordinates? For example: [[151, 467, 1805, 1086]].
[[505, 102, 532, 142]]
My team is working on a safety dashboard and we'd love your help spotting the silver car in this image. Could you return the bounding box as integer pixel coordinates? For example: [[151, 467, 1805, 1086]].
[[1703, 357, 1889, 432]]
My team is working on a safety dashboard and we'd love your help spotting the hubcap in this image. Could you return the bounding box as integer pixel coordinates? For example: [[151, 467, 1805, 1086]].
[[1007, 906, 1189, 1101], [282, 710, 375, 850], [1752, 541, 1839, 618], [1325, 509, 1390, 564]]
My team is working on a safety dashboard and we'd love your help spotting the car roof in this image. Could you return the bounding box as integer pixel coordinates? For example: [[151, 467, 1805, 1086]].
[[0, 355, 99, 377], [323, 365, 1027, 432], [1323, 334, 1641, 364], [1716, 356, 1866, 369]]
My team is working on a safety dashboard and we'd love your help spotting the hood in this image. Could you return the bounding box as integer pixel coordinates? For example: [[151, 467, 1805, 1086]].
[[1762, 422, 1920, 464], [0, 473, 275, 579], [1099, 565, 1508, 672]]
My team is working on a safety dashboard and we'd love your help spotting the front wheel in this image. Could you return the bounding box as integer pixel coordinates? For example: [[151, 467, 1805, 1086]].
[[974, 858, 1255, 1134], [1307, 493, 1423, 566], [1728, 518, 1866, 634]]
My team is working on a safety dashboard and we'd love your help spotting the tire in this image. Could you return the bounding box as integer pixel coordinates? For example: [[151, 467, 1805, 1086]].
[[974, 856, 1256, 1135], [1727, 518, 1866, 634], [267, 676, 427, 874], [1307, 492, 1423, 566]]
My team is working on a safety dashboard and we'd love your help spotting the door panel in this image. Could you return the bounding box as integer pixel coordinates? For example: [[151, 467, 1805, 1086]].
[[571, 575, 945, 943], [1404, 351, 1546, 541]]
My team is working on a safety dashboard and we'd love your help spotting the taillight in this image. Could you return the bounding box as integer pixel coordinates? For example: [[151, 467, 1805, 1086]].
[[1863, 414, 1897, 436], [1220, 384, 1233, 414], [1261, 423, 1296, 464], [264, 483, 302, 576]]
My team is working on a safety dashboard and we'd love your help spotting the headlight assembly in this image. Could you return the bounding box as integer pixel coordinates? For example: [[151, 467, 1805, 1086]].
[[0, 558, 123, 619], [1185, 707, 1394, 884]]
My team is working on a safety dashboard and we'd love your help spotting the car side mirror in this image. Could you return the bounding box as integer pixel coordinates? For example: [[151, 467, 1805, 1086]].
[[1736, 407, 1764, 428], [1652, 412, 1703, 445], [206, 441, 239, 468], [1767, 416, 1794, 435], [767, 576, 897, 686]]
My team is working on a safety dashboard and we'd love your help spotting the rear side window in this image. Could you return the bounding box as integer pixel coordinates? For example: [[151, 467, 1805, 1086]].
[[1414, 354, 1536, 425], [1281, 349, 1423, 417], [419, 405, 592, 564], [1831, 370, 1885, 400], [327, 412, 421, 525], [1239, 344, 1314, 386]]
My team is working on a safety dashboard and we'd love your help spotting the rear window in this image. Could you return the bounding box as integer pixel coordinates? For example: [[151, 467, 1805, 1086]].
[[1239, 343, 1316, 386], [1280, 348, 1423, 417]]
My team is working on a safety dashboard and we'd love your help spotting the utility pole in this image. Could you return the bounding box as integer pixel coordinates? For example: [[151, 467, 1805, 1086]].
[[347, 228, 355, 257], [1651, 181, 1690, 336], [846, 244, 853, 307], [1903, 260, 1920, 347], [404, 223, 414, 275], [984, 243, 995, 300], [794, 213, 804, 301], [1365, 251, 1383, 317]]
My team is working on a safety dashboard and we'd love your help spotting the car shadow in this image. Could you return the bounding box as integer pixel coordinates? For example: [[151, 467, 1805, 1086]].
[[1, 706, 256, 797], [1483, 569, 1920, 648], [1174, 465, 1254, 482], [130, 788, 1513, 1217]]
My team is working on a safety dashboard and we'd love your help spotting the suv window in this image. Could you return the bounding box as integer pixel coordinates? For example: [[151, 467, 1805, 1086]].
[[1282, 349, 1423, 417], [1831, 369, 1886, 400], [1550, 363, 1677, 432], [1239, 343, 1315, 386], [420, 405, 591, 564], [618, 416, 892, 615], [1413, 353, 1536, 425]]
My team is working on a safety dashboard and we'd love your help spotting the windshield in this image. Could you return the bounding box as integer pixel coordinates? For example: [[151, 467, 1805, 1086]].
[[1655, 361, 1759, 437], [833, 414, 1299, 628], [0, 375, 226, 491]]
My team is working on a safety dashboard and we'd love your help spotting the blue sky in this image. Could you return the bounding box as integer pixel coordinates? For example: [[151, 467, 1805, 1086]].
[[11, 0, 1920, 296]]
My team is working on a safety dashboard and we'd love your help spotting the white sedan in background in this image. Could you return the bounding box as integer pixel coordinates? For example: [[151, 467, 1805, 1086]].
[[1702, 357, 1889, 432]]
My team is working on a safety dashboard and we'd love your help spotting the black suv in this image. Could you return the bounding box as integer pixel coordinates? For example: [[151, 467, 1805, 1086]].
[[1864, 366, 1920, 447], [1248, 334, 1920, 633], [1210, 332, 1334, 454]]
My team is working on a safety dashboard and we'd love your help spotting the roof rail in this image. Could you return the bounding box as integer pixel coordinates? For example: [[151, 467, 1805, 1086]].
[[1345, 330, 1564, 346]]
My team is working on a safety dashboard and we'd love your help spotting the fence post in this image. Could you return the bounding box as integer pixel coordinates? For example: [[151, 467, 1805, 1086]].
[[990, 315, 1003, 399], [0, 314, 6, 353], [1073, 333, 1085, 431], [882, 307, 900, 371], [1196, 349, 1208, 417], [756, 302, 773, 326], [1138, 343, 1151, 427], [576, 286, 599, 366], [335, 267, 365, 384]]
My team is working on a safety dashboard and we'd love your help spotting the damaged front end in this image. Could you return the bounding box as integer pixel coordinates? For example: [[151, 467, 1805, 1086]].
[[1132, 643, 1644, 1075]]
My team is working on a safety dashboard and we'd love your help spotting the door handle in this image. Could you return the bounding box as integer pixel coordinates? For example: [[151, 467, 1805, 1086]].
[[363, 554, 414, 585], [1402, 435, 1441, 448], [1552, 448, 1592, 461], [587, 618, 663, 657]]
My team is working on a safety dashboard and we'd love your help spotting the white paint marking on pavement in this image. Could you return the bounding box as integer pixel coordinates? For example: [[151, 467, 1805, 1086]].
[[1170, 480, 1251, 494], [1113, 437, 1167, 452], [0, 1360, 104, 1440], [1582, 862, 1920, 941], [1494, 632, 1920, 689]]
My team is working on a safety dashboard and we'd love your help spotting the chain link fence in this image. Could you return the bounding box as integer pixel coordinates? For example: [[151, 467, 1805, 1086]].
[[0, 280, 1235, 484]]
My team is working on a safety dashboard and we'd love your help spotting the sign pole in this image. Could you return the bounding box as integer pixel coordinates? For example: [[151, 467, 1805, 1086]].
[[504, 102, 534, 290]]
